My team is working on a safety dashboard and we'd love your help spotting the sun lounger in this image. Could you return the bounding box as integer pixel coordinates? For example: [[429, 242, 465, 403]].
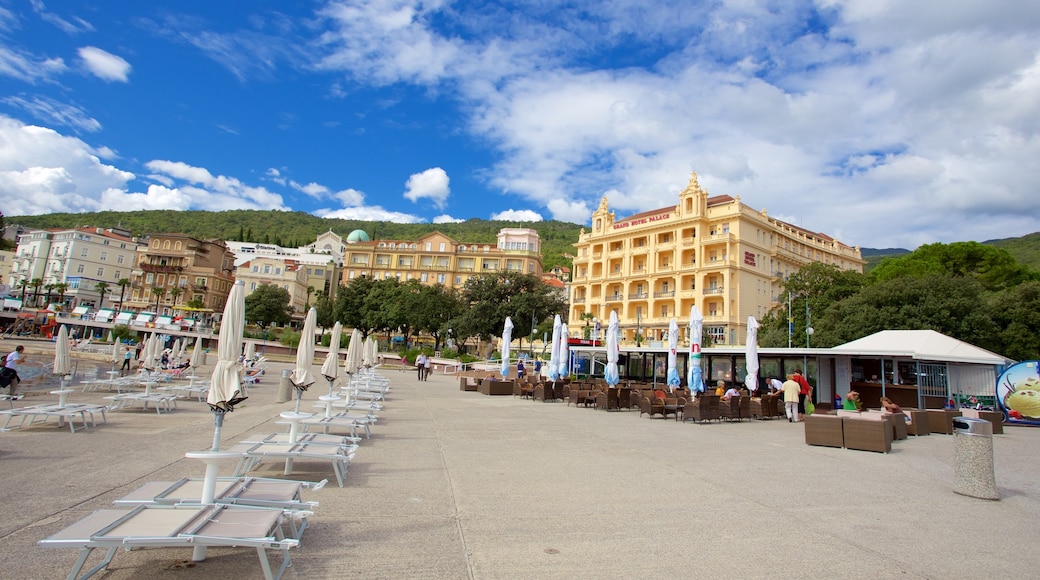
[[39, 504, 298, 580], [247, 428, 362, 447], [228, 441, 357, 487], [1, 402, 107, 433], [301, 412, 375, 439], [113, 477, 323, 539]]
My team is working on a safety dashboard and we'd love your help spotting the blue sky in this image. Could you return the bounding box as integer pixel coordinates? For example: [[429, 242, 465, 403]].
[[1, 1, 1038, 249]]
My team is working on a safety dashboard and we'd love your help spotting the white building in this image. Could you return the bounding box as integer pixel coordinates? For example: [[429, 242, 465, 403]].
[[11, 226, 143, 311]]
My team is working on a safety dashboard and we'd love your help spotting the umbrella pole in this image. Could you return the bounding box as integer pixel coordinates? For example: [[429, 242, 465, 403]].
[[294, 387, 303, 414], [211, 411, 224, 452]]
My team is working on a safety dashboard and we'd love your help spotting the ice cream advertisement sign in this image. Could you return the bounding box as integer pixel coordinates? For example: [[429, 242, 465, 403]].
[[997, 361, 1040, 426]]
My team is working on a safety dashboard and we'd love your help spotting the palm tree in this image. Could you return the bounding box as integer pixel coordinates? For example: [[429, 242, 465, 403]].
[[53, 282, 69, 311], [18, 279, 28, 302], [151, 286, 166, 314], [579, 312, 595, 339], [116, 278, 131, 312], [43, 282, 55, 308], [305, 285, 315, 309], [30, 278, 43, 307], [95, 281, 110, 310], [169, 286, 182, 312]]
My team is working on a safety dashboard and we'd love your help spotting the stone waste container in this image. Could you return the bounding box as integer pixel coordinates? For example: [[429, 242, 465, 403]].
[[952, 416, 999, 500], [277, 369, 293, 403]]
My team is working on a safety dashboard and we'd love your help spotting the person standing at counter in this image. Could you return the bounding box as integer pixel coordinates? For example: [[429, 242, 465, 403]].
[[782, 374, 801, 422], [792, 369, 812, 415]]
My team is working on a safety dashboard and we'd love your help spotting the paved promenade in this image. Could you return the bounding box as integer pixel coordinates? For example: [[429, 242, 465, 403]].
[[2, 350, 1039, 579]]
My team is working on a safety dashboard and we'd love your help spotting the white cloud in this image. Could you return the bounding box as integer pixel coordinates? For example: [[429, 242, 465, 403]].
[[0, 46, 66, 83], [0, 116, 132, 215], [1, 95, 101, 132], [290, 180, 329, 198], [315, 206, 424, 223], [78, 46, 131, 82], [490, 209, 543, 222], [433, 214, 463, 224], [313, 0, 1040, 248], [403, 167, 450, 209]]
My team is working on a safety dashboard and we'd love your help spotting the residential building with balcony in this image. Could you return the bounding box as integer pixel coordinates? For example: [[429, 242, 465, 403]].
[[124, 234, 235, 317], [235, 256, 310, 314], [9, 226, 143, 310], [0, 249, 13, 286], [342, 228, 543, 287], [570, 172, 864, 346], [225, 229, 345, 302]]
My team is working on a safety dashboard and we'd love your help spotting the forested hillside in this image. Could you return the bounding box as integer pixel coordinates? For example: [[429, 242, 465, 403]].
[[7, 210, 584, 271]]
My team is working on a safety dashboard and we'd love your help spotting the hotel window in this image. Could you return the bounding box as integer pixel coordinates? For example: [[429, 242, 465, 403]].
[[660, 305, 668, 317], [439, 242, 446, 252], [100, 252, 108, 261], [76, 264, 85, 273], [163, 240, 171, 249], [250, 282, 257, 291], [146, 273, 154, 284], [252, 265, 258, 272], [421, 273, 428, 282], [437, 274, 446, 283], [81, 248, 89, 257], [114, 271, 121, 279], [455, 275, 461, 284], [721, 223, 730, 234], [117, 254, 124, 264], [348, 270, 355, 279], [425, 242, 432, 251], [153, 240, 160, 248], [97, 267, 104, 276]]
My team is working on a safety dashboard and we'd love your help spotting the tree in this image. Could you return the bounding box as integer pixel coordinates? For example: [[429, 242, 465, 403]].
[[151, 287, 166, 312], [989, 281, 1040, 361], [304, 285, 315, 310], [314, 290, 336, 332], [95, 281, 110, 310], [456, 272, 566, 357], [821, 275, 1001, 347], [18, 279, 28, 302], [53, 282, 69, 310], [169, 287, 182, 310], [758, 263, 867, 348], [244, 284, 293, 334], [30, 278, 42, 307], [116, 278, 131, 312], [871, 241, 1037, 291], [43, 282, 55, 307], [334, 275, 377, 334], [579, 312, 595, 339]]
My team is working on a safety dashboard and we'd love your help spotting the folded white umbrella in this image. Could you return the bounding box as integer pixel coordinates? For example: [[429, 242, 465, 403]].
[[289, 307, 318, 413], [344, 328, 363, 375], [207, 281, 247, 420], [604, 311, 620, 386]]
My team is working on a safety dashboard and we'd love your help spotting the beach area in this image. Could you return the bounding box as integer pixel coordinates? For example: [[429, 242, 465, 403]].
[[2, 337, 1039, 579]]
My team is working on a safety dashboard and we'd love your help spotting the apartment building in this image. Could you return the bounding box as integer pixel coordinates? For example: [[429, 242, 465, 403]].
[[342, 228, 543, 287], [234, 256, 310, 314], [570, 173, 864, 346], [123, 234, 236, 316], [226, 229, 344, 302], [9, 226, 143, 310]]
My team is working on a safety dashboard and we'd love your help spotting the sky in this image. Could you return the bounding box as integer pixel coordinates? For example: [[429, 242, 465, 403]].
[[0, 0, 1038, 250]]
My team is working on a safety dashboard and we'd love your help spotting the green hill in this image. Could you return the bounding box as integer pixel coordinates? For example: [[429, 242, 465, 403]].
[[6, 210, 584, 271]]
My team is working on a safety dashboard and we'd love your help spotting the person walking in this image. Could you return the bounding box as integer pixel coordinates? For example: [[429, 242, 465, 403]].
[[423, 353, 432, 381], [782, 373, 801, 423], [5, 345, 25, 373], [415, 353, 426, 381], [517, 359, 526, 380], [121, 347, 133, 372]]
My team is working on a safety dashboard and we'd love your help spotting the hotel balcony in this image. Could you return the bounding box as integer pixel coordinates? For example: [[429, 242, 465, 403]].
[[605, 293, 623, 302], [703, 287, 725, 295], [140, 263, 184, 273], [572, 296, 586, 304], [653, 290, 676, 298], [629, 291, 648, 300]]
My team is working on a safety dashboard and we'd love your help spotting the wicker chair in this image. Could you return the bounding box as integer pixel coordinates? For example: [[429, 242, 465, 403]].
[[842, 416, 892, 453], [533, 383, 556, 402], [926, 409, 962, 434], [719, 397, 740, 421], [903, 409, 930, 436], [595, 388, 620, 411], [684, 395, 720, 423], [737, 396, 751, 421], [804, 414, 844, 448], [662, 397, 684, 421], [638, 396, 665, 419]]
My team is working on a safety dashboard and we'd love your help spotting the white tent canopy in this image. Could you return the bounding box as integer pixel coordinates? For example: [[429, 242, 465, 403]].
[[831, 330, 1009, 365]]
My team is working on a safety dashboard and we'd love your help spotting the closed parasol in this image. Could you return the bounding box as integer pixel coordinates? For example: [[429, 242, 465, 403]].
[[667, 318, 680, 389], [289, 307, 318, 414], [604, 311, 620, 386], [687, 305, 704, 392], [745, 316, 760, 394], [548, 315, 562, 382], [500, 317, 513, 378]]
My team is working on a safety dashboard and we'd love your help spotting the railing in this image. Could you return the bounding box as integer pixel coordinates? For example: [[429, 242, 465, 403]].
[[629, 292, 648, 299], [704, 287, 725, 295], [653, 290, 675, 298], [572, 297, 586, 303]]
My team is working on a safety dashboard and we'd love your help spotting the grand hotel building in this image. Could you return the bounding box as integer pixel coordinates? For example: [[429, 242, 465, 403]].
[[569, 173, 864, 346]]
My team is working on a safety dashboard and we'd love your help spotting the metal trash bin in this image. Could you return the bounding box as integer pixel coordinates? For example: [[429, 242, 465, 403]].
[[277, 369, 293, 403], [952, 417, 998, 500]]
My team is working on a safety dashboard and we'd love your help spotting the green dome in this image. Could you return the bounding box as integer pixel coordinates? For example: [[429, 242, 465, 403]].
[[346, 229, 370, 243]]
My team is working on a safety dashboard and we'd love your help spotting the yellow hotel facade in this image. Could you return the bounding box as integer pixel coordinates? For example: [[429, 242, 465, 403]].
[[570, 173, 864, 346], [342, 228, 543, 287]]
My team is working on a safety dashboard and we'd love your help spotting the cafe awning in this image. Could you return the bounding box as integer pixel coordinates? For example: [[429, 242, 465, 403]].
[[832, 330, 1010, 366]]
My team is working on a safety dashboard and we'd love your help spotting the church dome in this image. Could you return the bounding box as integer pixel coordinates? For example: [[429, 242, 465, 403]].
[[346, 229, 371, 243]]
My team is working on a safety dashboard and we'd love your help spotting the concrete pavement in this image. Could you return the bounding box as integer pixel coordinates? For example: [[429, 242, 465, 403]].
[[2, 351, 1039, 579]]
